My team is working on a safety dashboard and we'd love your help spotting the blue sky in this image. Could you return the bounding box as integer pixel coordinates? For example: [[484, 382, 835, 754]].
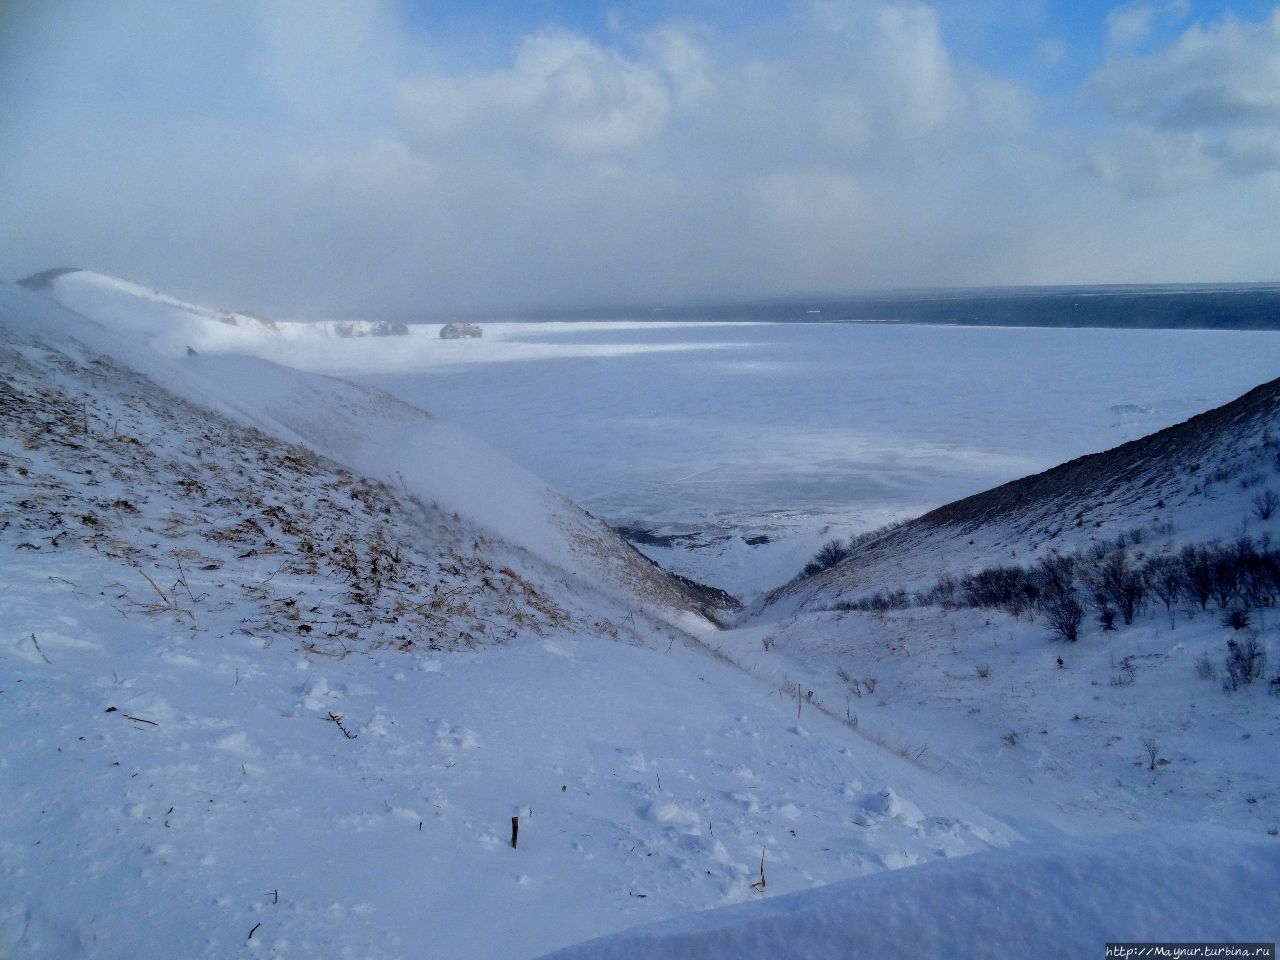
[[2, 0, 1279, 315], [389, 1, 1272, 87]]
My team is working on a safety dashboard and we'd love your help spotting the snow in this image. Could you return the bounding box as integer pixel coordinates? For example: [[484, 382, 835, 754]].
[[42, 271, 1280, 597], [702, 603, 1280, 837], [33, 269, 409, 354], [4, 271, 1279, 959], [350, 321, 1280, 596], [0, 279, 1009, 958], [537, 826, 1280, 960], [0, 494, 1014, 957], [1, 280, 718, 627]]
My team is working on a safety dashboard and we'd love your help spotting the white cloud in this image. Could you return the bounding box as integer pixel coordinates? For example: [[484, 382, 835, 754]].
[[1106, 3, 1157, 48], [1086, 129, 1219, 193], [1220, 128, 1280, 175], [1085, 7, 1280, 192], [802, 1, 969, 144], [1091, 8, 1280, 128], [1105, 0, 1190, 49], [398, 29, 697, 156]]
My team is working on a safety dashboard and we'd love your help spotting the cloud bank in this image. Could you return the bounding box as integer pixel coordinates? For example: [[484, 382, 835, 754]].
[[1, 0, 1278, 317]]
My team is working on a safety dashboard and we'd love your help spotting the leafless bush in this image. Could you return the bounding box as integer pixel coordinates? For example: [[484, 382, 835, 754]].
[[1223, 635, 1267, 692], [801, 538, 851, 578], [1222, 607, 1251, 630], [1044, 589, 1084, 643], [1252, 489, 1279, 521], [1141, 736, 1160, 771], [1110, 655, 1137, 687], [1195, 653, 1216, 681], [1147, 555, 1183, 627], [1085, 550, 1146, 625]]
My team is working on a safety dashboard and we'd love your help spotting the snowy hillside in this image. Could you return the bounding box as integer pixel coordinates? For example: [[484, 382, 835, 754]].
[[20, 268, 409, 351], [690, 375, 1280, 850], [4, 279, 733, 627], [2, 273, 1276, 958], [0, 287, 1014, 957], [541, 827, 1279, 960], [760, 375, 1280, 617]]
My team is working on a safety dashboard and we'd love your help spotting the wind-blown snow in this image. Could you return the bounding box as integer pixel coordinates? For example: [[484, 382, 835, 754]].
[[1, 280, 716, 626]]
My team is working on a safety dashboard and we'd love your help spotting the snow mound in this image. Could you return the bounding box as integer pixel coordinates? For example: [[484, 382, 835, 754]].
[[538, 827, 1280, 960], [852, 788, 923, 827]]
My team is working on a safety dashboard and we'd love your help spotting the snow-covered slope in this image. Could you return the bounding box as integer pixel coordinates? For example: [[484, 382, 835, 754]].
[[20, 268, 408, 352], [695, 377, 1280, 843], [1, 289, 1018, 957], [5, 278, 732, 626], [760, 375, 1280, 617]]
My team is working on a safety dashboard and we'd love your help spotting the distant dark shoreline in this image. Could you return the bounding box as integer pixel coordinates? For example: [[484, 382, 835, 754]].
[[502, 284, 1280, 331]]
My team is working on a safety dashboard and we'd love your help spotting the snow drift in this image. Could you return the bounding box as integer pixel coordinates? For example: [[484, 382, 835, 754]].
[[538, 826, 1279, 960]]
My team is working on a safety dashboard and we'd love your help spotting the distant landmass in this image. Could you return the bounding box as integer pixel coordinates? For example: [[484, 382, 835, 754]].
[[518, 284, 1280, 330]]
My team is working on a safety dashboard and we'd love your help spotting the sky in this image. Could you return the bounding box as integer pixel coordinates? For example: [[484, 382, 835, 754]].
[[1, 0, 1279, 318]]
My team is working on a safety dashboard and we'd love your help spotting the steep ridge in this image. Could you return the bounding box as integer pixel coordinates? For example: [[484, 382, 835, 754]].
[[5, 278, 735, 626], [759, 375, 1280, 616], [20, 268, 408, 346], [0, 308, 582, 656]]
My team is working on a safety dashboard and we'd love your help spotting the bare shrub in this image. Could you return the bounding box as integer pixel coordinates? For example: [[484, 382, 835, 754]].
[[1181, 544, 1215, 611], [1086, 550, 1146, 625], [802, 538, 850, 578], [1221, 607, 1251, 631], [1141, 736, 1160, 771], [1223, 636, 1267, 692], [1195, 653, 1216, 681], [1044, 590, 1084, 643], [1110, 655, 1137, 687], [1253, 489, 1279, 521], [1146, 555, 1183, 627]]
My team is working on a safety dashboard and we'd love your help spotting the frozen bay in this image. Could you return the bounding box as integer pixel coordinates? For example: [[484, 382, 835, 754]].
[[262, 320, 1280, 597]]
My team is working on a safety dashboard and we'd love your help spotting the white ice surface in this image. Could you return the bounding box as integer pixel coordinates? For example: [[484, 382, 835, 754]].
[[350, 322, 1280, 596]]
